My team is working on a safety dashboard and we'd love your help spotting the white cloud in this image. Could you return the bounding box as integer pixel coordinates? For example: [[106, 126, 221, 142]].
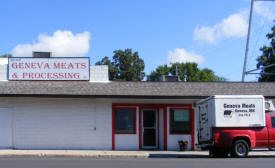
[[12, 30, 90, 57], [168, 48, 204, 65], [254, 1, 275, 21], [194, 11, 248, 44]]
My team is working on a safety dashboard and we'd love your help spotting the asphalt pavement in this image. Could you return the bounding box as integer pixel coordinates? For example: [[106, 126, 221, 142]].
[[1, 150, 275, 158], [0, 157, 275, 168]]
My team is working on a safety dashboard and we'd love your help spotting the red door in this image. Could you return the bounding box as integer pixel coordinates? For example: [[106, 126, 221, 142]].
[[268, 116, 275, 149]]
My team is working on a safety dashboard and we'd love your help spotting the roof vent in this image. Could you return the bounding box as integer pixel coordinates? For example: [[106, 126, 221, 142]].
[[32, 51, 51, 58]]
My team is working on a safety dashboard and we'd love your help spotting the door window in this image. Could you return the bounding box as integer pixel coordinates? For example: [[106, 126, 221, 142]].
[[143, 110, 157, 147]]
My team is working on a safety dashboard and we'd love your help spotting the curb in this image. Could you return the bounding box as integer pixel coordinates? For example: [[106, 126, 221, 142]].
[[0, 150, 275, 158], [0, 150, 150, 159]]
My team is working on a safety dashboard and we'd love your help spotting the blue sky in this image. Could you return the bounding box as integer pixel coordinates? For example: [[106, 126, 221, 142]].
[[0, 0, 275, 81]]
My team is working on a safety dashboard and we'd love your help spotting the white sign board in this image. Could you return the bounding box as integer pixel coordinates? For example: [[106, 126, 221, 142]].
[[213, 96, 265, 127], [8, 58, 90, 81]]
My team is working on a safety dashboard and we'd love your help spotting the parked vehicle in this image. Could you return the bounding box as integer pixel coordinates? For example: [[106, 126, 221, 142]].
[[196, 95, 275, 157]]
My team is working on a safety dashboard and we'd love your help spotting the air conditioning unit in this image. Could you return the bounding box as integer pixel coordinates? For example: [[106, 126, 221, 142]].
[[32, 51, 51, 58], [159, 75, 180, 82]]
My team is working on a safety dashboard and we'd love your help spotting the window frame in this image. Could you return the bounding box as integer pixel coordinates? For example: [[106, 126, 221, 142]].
[[114, 107, 137, 134], [169, 108, 191, 135]]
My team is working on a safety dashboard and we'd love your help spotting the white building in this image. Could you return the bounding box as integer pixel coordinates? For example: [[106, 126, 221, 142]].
[[0, 58, 274, 150]]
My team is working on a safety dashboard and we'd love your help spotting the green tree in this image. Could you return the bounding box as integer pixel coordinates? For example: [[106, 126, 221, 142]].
[[256, 22, 275, 82], [147, 62, 226, 82], [0, 54, 12, 58], [96, 49, 145, 81], [146, 65, 170, 81]]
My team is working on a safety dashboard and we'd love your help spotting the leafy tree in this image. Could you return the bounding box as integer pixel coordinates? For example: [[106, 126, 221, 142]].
[[256, 22, 275, 82], [96, 49, 145, 81], [147, 62, 226, 82], [0, 54, 12, 58], [146, 65, 170, 81]]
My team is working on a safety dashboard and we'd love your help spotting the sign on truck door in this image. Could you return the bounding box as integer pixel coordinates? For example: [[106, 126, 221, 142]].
[[199, 102, 211, 142]]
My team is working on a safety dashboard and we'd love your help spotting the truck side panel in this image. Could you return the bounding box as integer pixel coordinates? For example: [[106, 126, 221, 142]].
[[212, 127, 256, 148], [212, 126, 275, 149], [254, 127, 268, 148], [198, 101, 212, 143], [267, 116, 275, 148]]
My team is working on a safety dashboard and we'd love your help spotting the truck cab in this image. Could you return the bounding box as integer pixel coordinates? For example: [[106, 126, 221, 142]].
[[196, 95, 275, 158], [209, 113, 275, 157]]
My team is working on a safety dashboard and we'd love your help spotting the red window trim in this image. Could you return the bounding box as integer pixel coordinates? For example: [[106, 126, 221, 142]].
[[112, 103, 194, 151], [169, 108, 192, 135], [168, 106, 195, 150], [113, 106, 137, 135]]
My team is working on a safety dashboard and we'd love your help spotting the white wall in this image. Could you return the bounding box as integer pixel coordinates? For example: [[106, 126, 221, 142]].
[[159, 109, 164, 150], [89, 65, 109, 82], [0, 97, 198, 150], [166, 107, 192, 151], [115, 107, 139, 150], [0, 108, 12, 148], [0, 98, 112, 149], [0, 64, 7, 81]]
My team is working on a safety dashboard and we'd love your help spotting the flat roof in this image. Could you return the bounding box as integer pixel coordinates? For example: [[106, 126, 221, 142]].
[[0, 81, 274, 99]]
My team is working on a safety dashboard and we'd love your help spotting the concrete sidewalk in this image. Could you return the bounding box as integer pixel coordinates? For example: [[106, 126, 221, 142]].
[[0, 150, 275, 158]]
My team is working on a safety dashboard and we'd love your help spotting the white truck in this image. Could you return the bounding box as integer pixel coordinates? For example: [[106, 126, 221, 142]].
[[196, 95, 275, 157]]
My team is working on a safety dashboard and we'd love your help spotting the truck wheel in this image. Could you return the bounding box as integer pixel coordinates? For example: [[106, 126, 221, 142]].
[[231, 140, 249, 158]]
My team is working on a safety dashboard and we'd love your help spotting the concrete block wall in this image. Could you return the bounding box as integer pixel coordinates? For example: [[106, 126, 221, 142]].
[[0, 64, 7, 81], [0, 98, 112, 150], [89, 65, 109, 82], [0, 97, 197, 150]]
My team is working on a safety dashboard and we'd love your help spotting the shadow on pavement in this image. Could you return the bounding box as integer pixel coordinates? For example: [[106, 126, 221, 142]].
[[247, 155, 275, 158], [148, 154, 209, 158], [148, 154, 275, 159]]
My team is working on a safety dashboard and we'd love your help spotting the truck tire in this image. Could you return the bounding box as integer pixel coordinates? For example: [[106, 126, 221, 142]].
[[231, 140, 249, 158]]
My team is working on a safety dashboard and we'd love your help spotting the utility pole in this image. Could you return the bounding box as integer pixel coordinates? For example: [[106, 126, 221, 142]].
[[242, 0, 254, 82], [242, 0, 275, 82]]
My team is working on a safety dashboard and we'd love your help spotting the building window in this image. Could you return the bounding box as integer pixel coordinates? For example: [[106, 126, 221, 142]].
[[271, 117, 275, 129], [115, 108, 136, 134], [170, 109, 191, 134]]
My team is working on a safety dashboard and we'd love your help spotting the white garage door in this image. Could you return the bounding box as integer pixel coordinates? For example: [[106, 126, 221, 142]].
[[0, 108, 12, 148]]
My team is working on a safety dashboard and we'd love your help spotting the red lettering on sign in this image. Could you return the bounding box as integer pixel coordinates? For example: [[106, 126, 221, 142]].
[[81, 63, 87, 69], [44, 63, 50, 69]]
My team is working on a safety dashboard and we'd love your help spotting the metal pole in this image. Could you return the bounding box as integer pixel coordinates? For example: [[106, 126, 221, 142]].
[[242, 0, 254, 82]]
